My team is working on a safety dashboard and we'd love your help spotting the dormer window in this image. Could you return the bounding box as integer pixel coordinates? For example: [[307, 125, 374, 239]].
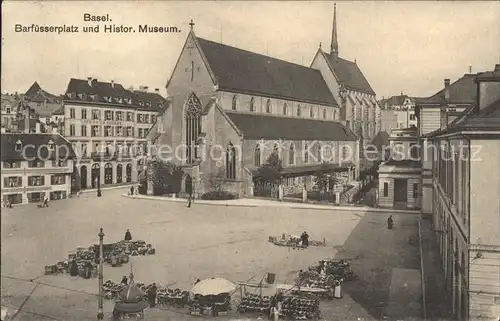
[[48, 140, 55, 150], [15, 140, 22, 151], [81, 93, 87, 100], [157, 103, 163, 108], [139, 101, 144, 106], [145, 101, 151, 107]]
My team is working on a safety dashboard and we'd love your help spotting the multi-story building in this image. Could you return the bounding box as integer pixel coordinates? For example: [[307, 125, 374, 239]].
[[1, 132, 76, 205], [1, 93, 22, 131], [379, 93, 418, 130], [62, 78, 166, 189], [377, 126, 421, 209], [420, 64, 500, 321], [22, 82, 63, 120], [417, 74, 478, 216]]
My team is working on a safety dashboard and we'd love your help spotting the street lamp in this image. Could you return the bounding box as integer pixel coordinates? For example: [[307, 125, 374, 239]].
[[97, 228, 105, 320]]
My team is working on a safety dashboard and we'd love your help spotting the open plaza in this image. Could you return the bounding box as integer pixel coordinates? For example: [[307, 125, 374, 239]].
[[1, 188, 422, 321]]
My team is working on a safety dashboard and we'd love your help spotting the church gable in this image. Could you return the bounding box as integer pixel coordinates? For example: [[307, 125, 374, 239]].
[[166, 31, 215, 97]]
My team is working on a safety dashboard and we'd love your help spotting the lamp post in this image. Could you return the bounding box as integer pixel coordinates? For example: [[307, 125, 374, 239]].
[[97, 228, 105, 320]]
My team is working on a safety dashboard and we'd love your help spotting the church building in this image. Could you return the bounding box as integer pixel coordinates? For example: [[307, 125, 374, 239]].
[[147, 14, 378, 198], [310, 4, 381, 144]]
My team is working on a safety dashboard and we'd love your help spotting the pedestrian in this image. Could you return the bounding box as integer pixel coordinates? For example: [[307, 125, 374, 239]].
[[121, 276, 128, 286], [186, 192, 192, 208], [43, 195, 49, 207], [124, 229, 132, 241], [130, 186, 134, 196], [148, 283, 157, 307], [69, 260, 78, 276], [387, 215, 394, 230], [301, 231, 309, 247], [302, 184, 307, 203]]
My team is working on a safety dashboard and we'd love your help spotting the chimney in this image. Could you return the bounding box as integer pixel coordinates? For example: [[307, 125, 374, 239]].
[[87, 77, 93, 86], [24, 107, 30, 134], [155, 88, 160, 93], [111, 80, 115, 88], [35, 122, 41, 133], [444, 79, 450, 102]]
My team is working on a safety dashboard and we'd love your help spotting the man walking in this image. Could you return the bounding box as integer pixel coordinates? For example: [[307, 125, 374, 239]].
[[186, 192, 192, 208], [43, 195, 49, 207], [387, 215, 394, 230]]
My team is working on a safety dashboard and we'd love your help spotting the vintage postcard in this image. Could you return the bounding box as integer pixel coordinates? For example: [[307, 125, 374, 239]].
[[1, 1, 499, 321]]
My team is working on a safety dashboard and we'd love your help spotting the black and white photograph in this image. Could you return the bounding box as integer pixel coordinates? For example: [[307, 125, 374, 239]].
[[1, 1, 500, 321]]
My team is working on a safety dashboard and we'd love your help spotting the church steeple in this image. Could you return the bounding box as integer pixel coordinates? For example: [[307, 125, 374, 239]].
[[330, 3, 339, 57]]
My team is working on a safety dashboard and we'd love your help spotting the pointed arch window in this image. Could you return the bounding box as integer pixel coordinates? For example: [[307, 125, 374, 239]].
[[297, 105, 301, 117], [283, 103, 288, 115], [232, 95, 238, 110], [288, 144, 295, 165], [226, 142, 236, 179], [273, 142, 280, 158], [185, 92, 202, 163], [317, 144, 322, 163], [250, 97, 255, 112], [266, 100, 272, 113], [304, 143, 309, 164], [323, 109, 327, 119], [254, 143, 261, 167]]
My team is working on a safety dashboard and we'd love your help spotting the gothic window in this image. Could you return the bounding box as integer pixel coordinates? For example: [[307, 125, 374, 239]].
[[317, 144, 322, 162], [273, 142, 280, 157], [232, 95, 237, 111], [283, 103, 288, 115], [254, 143, 261, 167], [226, 143, 236, 179], [266, 100, 271, 113], [185, 92, 202, 163], [323, 109, 327, 119], [297, 105, 301, 117], [250, 97, 255, 112], [288, 144, 295, 165], [304, 143, 309, 163]]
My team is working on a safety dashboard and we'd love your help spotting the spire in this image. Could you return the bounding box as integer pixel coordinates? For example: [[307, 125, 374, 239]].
[[330, 3, 338, 56]]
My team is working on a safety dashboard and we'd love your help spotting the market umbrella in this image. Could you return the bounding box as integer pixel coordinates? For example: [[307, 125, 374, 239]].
[[191, 277, 236, 296]]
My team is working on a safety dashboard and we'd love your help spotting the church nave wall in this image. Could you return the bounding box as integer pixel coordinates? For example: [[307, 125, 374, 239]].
[[217, 91, 340, 122]]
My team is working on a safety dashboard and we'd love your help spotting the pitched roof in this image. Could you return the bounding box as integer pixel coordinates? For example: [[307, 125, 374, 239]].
[[225, 111, 357, 141], [322, 52, 375, 95], [64, 78, 167, 111], [24, 82, 59, 103], [424, 99, 500, 138], [379, 94, 412, 108], [476, 64, 500, 82], [196, 38, 338, 107], [417, 74, 478, 106], [1, 133, 76, 161], [370, 131, 390, 150]]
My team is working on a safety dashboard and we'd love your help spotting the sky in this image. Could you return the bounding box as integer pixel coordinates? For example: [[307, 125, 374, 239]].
[[1, 1, 499, 99]]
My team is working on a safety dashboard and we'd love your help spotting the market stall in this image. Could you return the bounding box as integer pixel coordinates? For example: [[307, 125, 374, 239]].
[[189, 278, 235, 317], [268, 235, 326, 248], [43, 240, 155, 278], [274, 285, 322, 320], [308, 259, 354, 281]]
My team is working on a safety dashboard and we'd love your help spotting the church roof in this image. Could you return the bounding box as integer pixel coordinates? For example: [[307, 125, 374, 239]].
[[225, 112, 357, 141], [322, 52, 375, 95], [25, 82, 59, 102], [196, 38, 338, 107]]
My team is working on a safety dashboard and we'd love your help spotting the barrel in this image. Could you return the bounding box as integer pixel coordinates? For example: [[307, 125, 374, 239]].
[[266, 273, 276, 284]]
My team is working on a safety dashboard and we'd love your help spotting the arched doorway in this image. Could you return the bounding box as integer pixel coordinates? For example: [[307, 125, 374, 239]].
[[104, 163, 113, 185], [185, 175, 193, 194], [91, 163, 101, 188], [81, 165, 88, 189], [126, 164, 132, 183], [117, 164, 123, 183]]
